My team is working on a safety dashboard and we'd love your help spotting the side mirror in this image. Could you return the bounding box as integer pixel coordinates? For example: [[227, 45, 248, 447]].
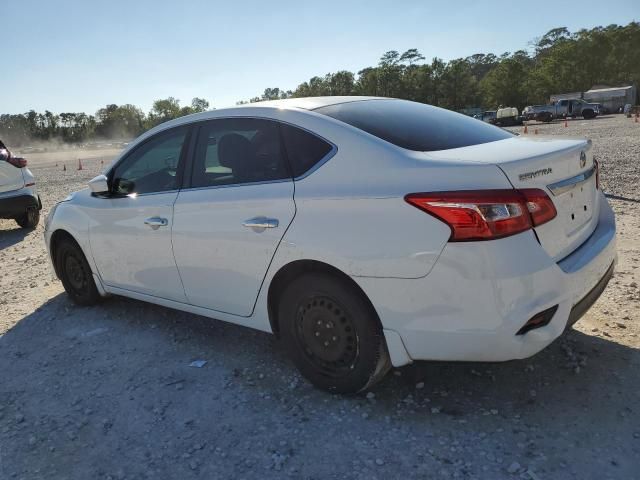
[[88, 174, 109, 194]]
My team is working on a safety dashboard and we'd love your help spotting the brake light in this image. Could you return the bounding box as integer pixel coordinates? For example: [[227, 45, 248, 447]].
[[7, 157, 27, 168], [405, 189, 557, 242]]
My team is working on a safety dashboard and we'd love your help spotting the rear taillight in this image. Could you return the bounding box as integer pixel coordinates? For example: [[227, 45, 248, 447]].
[[405, 189, 557, 242], [520, 188, 557, 226], [7, 157, 27, 168], [594, 157, 600, 190]]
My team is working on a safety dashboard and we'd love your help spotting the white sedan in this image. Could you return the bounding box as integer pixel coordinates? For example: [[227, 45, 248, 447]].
[[45, 97, 616, 393]]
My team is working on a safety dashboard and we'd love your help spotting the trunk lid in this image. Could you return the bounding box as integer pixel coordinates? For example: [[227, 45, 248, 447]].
[[422, 136, 600, 261]]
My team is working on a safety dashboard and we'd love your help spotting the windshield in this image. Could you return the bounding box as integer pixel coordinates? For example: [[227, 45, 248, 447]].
[[314, 99, 513, 152]]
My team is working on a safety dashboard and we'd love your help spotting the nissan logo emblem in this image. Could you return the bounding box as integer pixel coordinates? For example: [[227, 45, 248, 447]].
[[580, 151, 587, 168]]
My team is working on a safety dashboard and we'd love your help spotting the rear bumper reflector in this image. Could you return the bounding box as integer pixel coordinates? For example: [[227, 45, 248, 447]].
[[516, 305, 559, 335]]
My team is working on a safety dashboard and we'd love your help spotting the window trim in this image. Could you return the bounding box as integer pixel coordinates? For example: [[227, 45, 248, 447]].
[[105, 125, 193, 198], [180, 116, 337, 192]]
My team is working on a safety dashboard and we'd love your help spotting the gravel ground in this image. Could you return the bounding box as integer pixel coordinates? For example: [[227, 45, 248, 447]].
[[0, 115, 639, 479]]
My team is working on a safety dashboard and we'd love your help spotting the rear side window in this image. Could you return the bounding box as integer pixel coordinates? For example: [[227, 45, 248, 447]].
[[315, 99, 513, 152], [280, 124, 333, 177]]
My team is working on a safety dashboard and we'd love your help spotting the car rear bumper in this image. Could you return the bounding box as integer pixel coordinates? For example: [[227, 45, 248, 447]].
[[356, 191, 616, 366], [0, 190, 41, 219], [566, 261, 614, 328]]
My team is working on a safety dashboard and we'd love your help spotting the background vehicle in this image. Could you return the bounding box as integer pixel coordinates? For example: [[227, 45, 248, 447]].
[[478, 110, 497, 123], [44, 97, 616, 393], [494, 107, 523, 126], [528, 98, 600, 121], [0, 140, 41, 228], [522, 105, 554, 122]]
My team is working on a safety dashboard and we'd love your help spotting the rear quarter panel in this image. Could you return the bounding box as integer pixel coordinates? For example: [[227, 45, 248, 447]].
[[270, 120, 515, 279], [0, 161, 25, 193]]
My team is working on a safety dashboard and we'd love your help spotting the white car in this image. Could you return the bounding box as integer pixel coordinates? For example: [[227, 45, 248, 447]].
[[44, 97, 616, 393], [0, 143, 41, 229]]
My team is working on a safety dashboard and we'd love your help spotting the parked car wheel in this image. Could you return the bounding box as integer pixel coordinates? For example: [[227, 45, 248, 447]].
[[55, 238, 101, 305], [15, 206, 39, 229], [278, 272, 390, 393], [583, 109, 595, 119], [539, 112, 553, 123]]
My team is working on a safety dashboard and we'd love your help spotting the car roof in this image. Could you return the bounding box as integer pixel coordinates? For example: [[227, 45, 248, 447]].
[[119, 97, 388, 160], [136, 96, 386, 141], [239, 96, 383, 111]]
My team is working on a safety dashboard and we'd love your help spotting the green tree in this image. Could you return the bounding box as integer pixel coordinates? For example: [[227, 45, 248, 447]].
[[190, 97, 210, 113]]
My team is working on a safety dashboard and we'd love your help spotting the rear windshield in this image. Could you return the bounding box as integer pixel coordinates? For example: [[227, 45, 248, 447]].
[[314, 99, 513, 151]]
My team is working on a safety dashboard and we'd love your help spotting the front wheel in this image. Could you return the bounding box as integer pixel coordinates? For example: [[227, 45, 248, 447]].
[[278, 272, 390, 393], [55, 238, 101, 305]]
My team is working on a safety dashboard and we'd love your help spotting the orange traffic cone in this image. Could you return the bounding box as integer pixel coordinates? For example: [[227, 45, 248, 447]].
[[564, 119, 568, 127], [63, 164, 66, 171], [523, 125, 528, 134], [77, 158, 83, 171], [534, 128, 539, 135]]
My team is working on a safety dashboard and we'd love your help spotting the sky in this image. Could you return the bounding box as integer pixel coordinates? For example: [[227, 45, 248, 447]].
[[1, 0, 638, 115]]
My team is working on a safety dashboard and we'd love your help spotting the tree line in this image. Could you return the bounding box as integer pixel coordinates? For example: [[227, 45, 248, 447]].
[[1, 22, 638, 147], [240, 22, 639, 111], [0, 97, 209, 147]]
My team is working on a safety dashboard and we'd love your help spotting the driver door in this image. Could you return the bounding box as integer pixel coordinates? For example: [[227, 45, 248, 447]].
[[88, 125, 190, 302]]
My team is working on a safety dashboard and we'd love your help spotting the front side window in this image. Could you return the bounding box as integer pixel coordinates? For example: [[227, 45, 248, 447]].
[[112, 127, 187, 195], [190, 118, 290, 188], [315, 99, 512, 152]]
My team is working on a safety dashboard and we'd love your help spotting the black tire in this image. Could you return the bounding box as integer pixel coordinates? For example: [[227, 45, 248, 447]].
[[539, 112, 553, 123], [15, 207, 39, 229], [55, 238, 101, 306], [278, 272, 390, 393], [583, 109, 595, 119]]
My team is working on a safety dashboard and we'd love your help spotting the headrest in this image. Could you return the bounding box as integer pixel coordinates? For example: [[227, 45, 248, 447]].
[[218, 133, 253, 171]]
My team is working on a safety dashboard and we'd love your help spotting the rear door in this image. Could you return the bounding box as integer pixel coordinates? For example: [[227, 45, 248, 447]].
[[172, 118, 295, 316], [0, 151, 25, 193]]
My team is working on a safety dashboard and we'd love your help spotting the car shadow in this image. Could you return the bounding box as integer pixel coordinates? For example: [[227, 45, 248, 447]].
[[0, 224, 30, 250], [605, 193, 640, 204], [1, 292, 637, 478]]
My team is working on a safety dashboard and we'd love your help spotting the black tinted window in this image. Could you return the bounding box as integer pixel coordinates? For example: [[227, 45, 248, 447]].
[[112, 127, 187, 195], [281, 124, 333, 177], [315, 99, 513, 151], [191, 118, 290, 188]]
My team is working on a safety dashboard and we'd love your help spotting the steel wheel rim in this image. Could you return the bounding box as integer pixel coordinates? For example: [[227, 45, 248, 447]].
[[64, 253, 87, 292], [295, 296, 359, 377]]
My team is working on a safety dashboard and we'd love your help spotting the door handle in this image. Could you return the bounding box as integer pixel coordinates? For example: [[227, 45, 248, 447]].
[[144, 217, 168, 229], [242, 216, 279, 229]]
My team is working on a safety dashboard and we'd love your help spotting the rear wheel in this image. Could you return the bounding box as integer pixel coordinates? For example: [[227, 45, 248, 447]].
[[15, 206, 39, 229], [583, 109, 595, 119], [278, 272, 390, 393], [55, 238, 101, 305]]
